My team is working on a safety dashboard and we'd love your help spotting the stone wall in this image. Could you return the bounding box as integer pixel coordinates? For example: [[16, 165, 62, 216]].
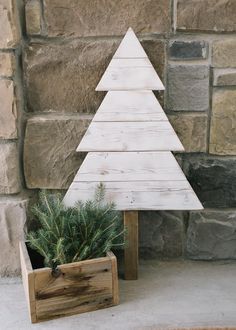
[[0, 0, 28, 276], [1, 0, 236, 275]]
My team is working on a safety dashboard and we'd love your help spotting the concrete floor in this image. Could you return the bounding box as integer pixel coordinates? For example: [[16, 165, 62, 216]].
[[1, 260, 236, 330]]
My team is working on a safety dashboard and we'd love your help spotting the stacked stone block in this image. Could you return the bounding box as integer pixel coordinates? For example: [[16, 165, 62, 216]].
[[0, 0, 28, 276], [1, 0, 236, 274]]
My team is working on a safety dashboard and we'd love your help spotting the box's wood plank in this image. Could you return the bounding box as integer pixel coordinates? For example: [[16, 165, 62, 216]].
[[19, 241, 33, 273], [124, 211, 138, 280], [74, 151, 186, 182], [107, 252, 119, 305], [93, 91, 167, 122], [34, 256, 114, 321], [63, 181, 203, 210], [19, 242, 37, 323], [37, 296, 113, 322], [96, 58, 165, 91], [77, 122, 184, 152]]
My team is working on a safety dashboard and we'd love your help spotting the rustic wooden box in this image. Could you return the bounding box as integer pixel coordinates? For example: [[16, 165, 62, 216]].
[[19, 241, 119, 323]]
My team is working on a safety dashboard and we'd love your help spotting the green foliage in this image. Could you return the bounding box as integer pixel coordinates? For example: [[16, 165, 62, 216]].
[[27, 184, 124, 269]]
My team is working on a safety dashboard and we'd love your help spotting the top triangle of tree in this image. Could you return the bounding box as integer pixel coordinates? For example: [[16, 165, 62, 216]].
[[96, 28, 165, 91], [113, 27, 148, 58]]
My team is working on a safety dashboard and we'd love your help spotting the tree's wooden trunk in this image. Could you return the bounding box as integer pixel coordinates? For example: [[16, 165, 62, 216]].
[[124, 211, 139, 280]]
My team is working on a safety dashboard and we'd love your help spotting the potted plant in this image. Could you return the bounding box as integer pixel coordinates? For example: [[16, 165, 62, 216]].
[[20, 184, 124, 323]]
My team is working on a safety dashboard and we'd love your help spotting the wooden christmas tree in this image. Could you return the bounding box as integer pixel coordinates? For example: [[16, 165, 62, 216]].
[[63, 28, 203, 279]]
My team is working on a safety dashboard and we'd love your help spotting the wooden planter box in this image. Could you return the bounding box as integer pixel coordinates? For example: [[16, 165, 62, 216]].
[[19, 241, 119, 323]]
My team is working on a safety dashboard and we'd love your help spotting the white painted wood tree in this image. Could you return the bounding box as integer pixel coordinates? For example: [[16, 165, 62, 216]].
[[63, 28, 203, 279]]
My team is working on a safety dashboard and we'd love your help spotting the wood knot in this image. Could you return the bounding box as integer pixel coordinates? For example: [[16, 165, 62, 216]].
[[51, 267, 62, 278]]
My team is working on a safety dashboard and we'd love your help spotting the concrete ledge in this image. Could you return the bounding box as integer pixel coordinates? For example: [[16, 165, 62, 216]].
[[2, 260, 236, 329]]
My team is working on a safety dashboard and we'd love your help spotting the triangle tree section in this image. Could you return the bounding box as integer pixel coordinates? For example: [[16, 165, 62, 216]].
[[63, 152, 203, 210], [113, 27, 148, 59], [92, 91, 167, 122], [63, 27, 203, 211], [77, 90, 184, 152], [96, 28, 164, 91]]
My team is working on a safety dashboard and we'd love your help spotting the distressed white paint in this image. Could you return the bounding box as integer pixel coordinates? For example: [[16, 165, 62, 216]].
[[94, 111, 167, 122], [77, 122, 184, 152], [93, 91, 168, 122], [63, 27, 203, 211], [63, 181, 203, 210], [96, 58, 165, 91], [75, 152, 186, 182], [113, 27, 148, 59]]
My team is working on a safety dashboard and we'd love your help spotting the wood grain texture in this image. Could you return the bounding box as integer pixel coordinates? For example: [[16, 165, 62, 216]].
[[77, 122, 184, 152], [34, 258, 114, 322], [96, 58, 165, 91], [124, 211, 138, 280], [113, 27, 148, 59], [93, 91, 168, 122], [19, 242, 37, 323], [63, 180, 203, 210], [96, 28, 164, 91], [107, 251, 119, 305], [20, 242, 119, 323], [74, 152, 186, 182]]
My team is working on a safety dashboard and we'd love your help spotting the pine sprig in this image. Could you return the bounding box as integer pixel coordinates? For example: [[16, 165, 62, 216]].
[[27, 185, 124, 268]]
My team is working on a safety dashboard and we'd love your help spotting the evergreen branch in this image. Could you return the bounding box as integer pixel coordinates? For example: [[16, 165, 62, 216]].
[[27, 185, 124, 268]]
